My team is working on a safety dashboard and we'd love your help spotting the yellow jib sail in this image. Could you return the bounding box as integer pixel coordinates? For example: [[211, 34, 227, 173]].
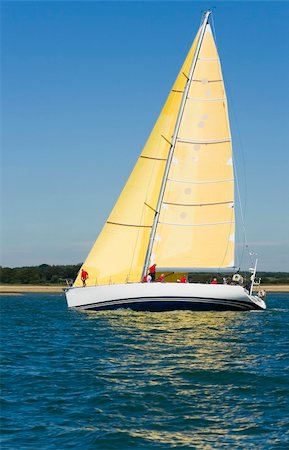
[[74, 15, 234, 287]]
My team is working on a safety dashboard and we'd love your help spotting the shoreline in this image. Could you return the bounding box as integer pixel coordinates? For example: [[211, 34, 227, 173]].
[[1, 284, 289, 294], [0, 285, 66, 294]]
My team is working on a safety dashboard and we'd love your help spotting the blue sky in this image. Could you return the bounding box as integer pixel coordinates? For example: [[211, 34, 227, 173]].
[[1, 1, 289, 271]]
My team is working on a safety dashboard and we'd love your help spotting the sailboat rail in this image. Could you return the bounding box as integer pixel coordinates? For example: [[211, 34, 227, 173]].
[[156, 267, 237, 272], [158, 266, 239, 270]]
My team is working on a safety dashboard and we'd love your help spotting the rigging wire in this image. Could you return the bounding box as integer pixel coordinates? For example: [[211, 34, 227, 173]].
[[210, 10, 218, 47], [210, 11, 250, 270], [226, 84, 250, 269]]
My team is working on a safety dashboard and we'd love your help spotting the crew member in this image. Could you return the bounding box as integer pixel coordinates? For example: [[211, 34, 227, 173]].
[[81, 269, 89, 287], [148, 264, 157, 282]]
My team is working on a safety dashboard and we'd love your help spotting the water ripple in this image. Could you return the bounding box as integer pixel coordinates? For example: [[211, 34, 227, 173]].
[[1, 294, 289, 449]]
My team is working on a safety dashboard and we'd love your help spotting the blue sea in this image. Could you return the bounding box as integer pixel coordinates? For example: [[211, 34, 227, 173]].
[[1, 293, 289, 449]]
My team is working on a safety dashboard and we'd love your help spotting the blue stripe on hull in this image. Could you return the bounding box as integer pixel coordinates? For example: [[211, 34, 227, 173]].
[[77, 297, 260, 312]]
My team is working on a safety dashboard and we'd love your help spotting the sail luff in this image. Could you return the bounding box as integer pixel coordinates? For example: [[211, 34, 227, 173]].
[[142, 11, 212, 278]]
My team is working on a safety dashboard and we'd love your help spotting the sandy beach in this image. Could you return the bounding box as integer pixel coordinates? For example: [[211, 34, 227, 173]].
[[0, 285, 66, 294], [260, 285, 289, 292], [1, 284, 289, 294]]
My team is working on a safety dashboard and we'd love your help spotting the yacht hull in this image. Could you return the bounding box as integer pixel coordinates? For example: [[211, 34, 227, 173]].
[[65, 283, 266, 311]]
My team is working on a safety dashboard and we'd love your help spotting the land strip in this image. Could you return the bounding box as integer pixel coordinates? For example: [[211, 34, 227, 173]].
[[0, 285, 66, 294], [1, 284, 289, 294]]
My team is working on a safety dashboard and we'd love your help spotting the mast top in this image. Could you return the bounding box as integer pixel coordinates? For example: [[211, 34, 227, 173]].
[[203, 10, 212, 24]]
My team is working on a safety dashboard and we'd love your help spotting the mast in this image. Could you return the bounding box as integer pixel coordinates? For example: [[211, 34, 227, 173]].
[[142, 11, 212, 278]]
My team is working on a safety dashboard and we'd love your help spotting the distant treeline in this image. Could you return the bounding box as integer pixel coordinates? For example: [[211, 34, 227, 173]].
[[0, 264, 82, 285], [0, 264, 289, 285], [189, 272, 289, 285]]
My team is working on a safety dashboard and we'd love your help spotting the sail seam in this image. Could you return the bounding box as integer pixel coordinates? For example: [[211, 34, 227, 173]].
[[192, 79, 223, 83], [140, 155, 167, 161], [107, 221, 151, 228], [177, 138, 231, 144], [198, 57, 219, 61], [167, 178, 233, 184], [158, 220, 235, 227], [187, 97, 226, 102], [163, 200, 233, 207]]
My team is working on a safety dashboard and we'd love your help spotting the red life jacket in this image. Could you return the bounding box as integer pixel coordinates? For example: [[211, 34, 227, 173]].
[[149, 264, 156, 274], [81, 270, 88, 280]]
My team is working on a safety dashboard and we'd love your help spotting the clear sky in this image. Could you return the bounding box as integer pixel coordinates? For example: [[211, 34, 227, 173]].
[[1, 1, 289, 271]]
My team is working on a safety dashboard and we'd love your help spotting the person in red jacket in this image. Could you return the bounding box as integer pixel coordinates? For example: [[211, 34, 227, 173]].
[[148, 264, 157, 282], [81, 269, 89, 287], [180, 276, 187, 283], [211, 277, 217, 284]]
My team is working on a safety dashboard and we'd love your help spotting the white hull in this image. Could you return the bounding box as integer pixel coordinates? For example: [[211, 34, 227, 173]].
[[65, 283, 266, 311]]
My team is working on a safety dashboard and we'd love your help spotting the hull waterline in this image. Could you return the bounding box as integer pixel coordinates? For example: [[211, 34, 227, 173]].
[[65, 283, 266, 312]]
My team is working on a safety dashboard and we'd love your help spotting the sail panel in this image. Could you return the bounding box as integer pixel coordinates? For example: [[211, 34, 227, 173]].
[[164, 180, 233, 206], [159, 202, 234, 228], [168, 141, 233, 184], [152, 220, 235, 269], [179, 97, 230, 141], [74, 157, 162, 286], [190, 79, 224, 98], [75, 224, 152, 286], [193, 60, 221, 82], [74, 29, 201, 286], [197, 23, 218, 58], [162, 186, 234, 212], [109, 158, 165, 225]]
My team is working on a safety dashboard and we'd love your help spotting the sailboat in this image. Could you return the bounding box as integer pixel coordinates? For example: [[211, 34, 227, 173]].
[[66, 11, 266, 312]]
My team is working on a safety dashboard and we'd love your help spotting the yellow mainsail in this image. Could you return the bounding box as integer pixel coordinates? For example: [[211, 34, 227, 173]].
[[74, 14, 234, 287], [151, 24, 235, 270]]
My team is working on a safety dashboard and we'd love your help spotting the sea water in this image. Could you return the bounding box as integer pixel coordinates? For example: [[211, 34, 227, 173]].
[[1, 293, 289, 449]]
